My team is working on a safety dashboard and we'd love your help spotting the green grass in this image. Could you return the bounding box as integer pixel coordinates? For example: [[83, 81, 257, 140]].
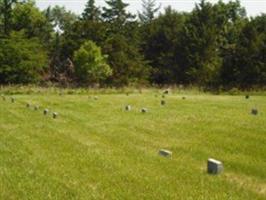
[[0, 89, 266, 199]]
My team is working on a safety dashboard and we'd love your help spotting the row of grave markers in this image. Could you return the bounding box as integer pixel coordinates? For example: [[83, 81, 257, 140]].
[[1, 95, 59, 119]]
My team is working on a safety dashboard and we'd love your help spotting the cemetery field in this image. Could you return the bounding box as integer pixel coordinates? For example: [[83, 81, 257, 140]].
[[0, 90, 266, 200]]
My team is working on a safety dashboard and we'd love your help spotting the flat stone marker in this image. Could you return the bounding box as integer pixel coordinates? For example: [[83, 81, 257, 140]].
[[159, 149, 172, 158], [125, 105, 131, 111], [43, 109, 49, 115], [53, 112, 58, 119], [161, 100, 166, 106], [251, 108, 258, 115], [164, 90, 169, 94], [207, 158, 223, 175], [141, 108, 148, 113]]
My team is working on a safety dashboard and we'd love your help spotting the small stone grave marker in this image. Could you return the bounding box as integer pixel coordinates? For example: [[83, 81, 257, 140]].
[[161, 100, 166, 106], [164, 90, 169, 94], [207, 158, 223, 175], [53, 112, 58, 119], [159, 149, 172, 158], [43, 109, 49, 115], [125, 105, 131, 111], [251, 108, 258, 115], [141, 108, 148, 113]]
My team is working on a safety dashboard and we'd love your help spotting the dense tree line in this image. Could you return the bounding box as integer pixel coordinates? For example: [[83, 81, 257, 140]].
[[0, 0, 265, 89]]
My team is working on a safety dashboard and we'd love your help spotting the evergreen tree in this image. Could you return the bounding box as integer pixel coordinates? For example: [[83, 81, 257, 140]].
[[179, 0, 224, 86], [102, 0, 134, 26], [140, 7, 187, 84], [82, 0, 101, 21], [138, 0, 160, 24]]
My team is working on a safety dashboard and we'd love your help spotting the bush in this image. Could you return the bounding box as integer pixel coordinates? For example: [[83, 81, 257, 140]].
[[73, 40, 112, 85]]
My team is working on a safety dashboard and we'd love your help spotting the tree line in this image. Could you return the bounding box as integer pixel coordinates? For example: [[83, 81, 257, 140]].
[[0, 0, 265, 89]]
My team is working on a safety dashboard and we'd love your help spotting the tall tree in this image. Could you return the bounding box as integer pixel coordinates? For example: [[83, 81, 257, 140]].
[[0, 31, 48, 83], [0, 0, 17, 35], [140, 7, 187, 84], [12, 1, 49, 38], [102, 0, 134, 28], [179, 0, 224, 86], [102, 0, 149, 86], [82, 0, 101, 21], [138, 0, 160, 24]]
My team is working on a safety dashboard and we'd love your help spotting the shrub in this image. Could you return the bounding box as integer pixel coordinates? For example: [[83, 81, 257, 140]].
[[73, 40, 112, 85]]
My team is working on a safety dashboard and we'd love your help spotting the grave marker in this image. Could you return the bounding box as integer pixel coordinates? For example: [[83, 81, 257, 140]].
[[125, 105, 131, 111], [43, 109, 49, 115], [141, 108, 148, 113], [164, 90, 169, 94], [159, 149, 172, 158], [207, 158, 223, 175], [53, 112, 58, 119], [251, 108, 258, 115]]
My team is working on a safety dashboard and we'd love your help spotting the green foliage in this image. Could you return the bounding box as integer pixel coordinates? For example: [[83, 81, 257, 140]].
[[138, 0, 161, 24], [0, 31, 48, 83], [0, 0, 265, 89], [103, 34, 150, 86], [74, 40, 112, 84], [141, 7, 187, 84], [82, 0, 101, 21], [12, 1, 50, 39], [221, 14, 266, 88], [48, 5, 78, 32], [102, 0, 135, 33]]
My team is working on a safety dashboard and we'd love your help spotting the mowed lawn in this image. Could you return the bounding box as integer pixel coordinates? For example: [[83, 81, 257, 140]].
[[0, 91, 265, 200]]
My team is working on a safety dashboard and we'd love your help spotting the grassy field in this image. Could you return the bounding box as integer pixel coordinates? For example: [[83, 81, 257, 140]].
[[0, 88, 265, 200]]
